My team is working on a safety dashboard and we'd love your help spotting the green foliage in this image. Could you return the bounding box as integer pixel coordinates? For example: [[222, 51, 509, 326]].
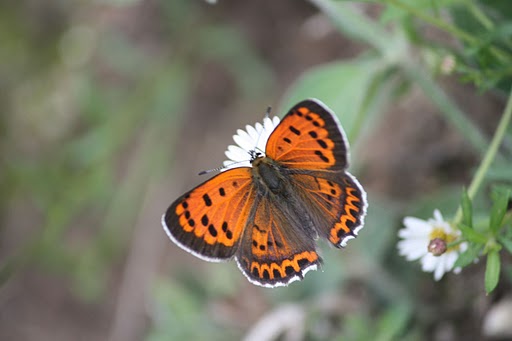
[[490, 187, 510, 234], [455, 185, 512, 293], [485, 250, 501, 294]]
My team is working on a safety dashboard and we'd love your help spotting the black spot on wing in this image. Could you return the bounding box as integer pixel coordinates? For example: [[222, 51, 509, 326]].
[[317, 139, 328, 149], [208, 224, 218, 237], [289, 126, 301, 136], [202, 194, 212, 206], [201, 214, 209, 226], [314, 150, 329, 163]]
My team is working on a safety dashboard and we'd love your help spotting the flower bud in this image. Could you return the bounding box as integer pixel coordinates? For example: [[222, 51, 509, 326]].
[[428, 238, 447, 256]]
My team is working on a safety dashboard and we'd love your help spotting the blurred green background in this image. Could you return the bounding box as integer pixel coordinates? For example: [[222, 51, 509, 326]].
[[1, 0, 511, 340]]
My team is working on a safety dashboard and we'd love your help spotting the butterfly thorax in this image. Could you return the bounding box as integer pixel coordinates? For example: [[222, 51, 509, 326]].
[[251, 156, 287, 196]]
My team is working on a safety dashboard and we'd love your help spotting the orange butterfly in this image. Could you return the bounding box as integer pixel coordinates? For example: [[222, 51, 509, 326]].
[[162, 99, 367, 288]]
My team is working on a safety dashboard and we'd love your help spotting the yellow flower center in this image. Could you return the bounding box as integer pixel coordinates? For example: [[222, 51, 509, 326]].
[[429, 227, 460, 252]]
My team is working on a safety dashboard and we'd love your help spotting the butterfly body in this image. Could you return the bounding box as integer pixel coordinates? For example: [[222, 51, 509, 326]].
[[162, 99, 367, 287], [251, 157, 288, 196]]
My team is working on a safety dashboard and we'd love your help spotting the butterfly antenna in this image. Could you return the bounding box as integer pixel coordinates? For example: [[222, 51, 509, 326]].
[[198, 158, 252, 175], [198, 166, 225, 176], [265, 106, 272, 118], [253, 105, 272, 155]]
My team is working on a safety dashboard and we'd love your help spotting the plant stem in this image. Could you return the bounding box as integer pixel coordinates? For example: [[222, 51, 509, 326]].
[[467, 88, 512, 199], [454, 86, 512, 224], [467, 2, 493, 30]]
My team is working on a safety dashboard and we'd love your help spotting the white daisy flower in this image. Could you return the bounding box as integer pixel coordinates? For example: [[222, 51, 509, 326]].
[[397, 209, 467, 281], [223, 116, 280, 170]]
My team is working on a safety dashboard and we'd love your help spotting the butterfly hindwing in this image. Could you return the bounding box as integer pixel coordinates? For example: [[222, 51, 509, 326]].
[[162, 167, 256, 261], [235, 195, 322, 287], [265, 99, 349, 171], [290, 171, 367, 247]]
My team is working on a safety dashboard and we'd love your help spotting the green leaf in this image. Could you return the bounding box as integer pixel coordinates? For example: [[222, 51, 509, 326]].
[[461, 187, 473, 228], [489, 187, 511, 234], [454, 243, 482, 268], [458, 224, 487, 244], [485, 251, 501, 294], [498, 236, 512, 254]]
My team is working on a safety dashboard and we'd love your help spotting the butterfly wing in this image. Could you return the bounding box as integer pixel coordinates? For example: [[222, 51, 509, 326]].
[[162, 167, 256, 261], [235, 194, 322, 287], [290, 171, 367, 247], [266, 99, 349, 171], [266, 99, 367, 247]]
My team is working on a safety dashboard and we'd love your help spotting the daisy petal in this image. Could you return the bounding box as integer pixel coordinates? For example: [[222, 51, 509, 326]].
[[233, 130, 254, 151], [398, 239, 427, 260], [398, 227, 430, 239], [421, 253, 438, 272], [433, 209, 444, 222], [225, 145, 249, 162], [246, 124, 259, 141], [402, 217, 433, 235], [254, 122, 264, 134]]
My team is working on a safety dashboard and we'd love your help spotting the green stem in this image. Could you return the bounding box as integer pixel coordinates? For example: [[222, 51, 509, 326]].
[[467, 89, 512, 198], [454, 86, 512, 224], [467, 2, 494, 31]]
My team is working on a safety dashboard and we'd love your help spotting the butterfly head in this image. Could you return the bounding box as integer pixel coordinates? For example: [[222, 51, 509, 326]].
[[249, 149, 264, 164]]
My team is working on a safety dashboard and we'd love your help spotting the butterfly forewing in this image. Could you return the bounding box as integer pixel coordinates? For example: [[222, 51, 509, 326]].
[[162, 167, 255, 261], [265, 99, 349, 171]]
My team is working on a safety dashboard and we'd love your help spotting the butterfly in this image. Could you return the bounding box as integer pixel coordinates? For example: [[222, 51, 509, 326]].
[[162, 99, 367, 288]]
